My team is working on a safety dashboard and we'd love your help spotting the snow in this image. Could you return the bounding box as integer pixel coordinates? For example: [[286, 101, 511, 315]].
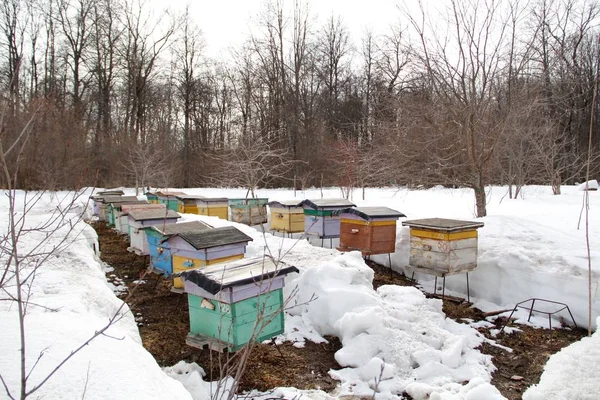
[[523, 317, 600, 400], [0, 190, 192, 400], [2, 185, 599, 400]]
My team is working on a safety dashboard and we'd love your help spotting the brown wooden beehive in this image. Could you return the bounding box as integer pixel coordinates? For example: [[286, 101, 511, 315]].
[[335, 207, 406, 255]]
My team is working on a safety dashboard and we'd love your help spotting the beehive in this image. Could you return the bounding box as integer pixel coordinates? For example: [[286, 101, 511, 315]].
[[119, 203, 167, 235], [108, 199, 149, 230], [268, 200, 304, 234], [335, 207, 406, 255], [102, 196, 140, 225], [402, 218, 484, 276], [166, 227, 253, 289], [126, 209, 181, 255], [195, 197, 230, 220], [156, 191, 188, 211], [144, 221, 212, 275], [144, 191, 160, 204], [180, 256, 299, 352], [175, 195, 207, 214], [301, 199, 356, 239], [91, 190, 125, 216], [229, 198, 269, 225]]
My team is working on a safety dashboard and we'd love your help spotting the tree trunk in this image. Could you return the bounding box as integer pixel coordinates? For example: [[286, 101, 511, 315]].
[[474, 185, 487, 217]]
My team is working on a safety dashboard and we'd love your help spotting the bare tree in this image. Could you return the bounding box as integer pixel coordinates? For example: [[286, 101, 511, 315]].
[[209, 135, 299, 198], [405, 0, 519, 217], [121, 143, 177, 195]]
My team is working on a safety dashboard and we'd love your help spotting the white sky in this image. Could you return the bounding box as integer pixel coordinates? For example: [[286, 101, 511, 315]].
[[167, 0, 402, 58]]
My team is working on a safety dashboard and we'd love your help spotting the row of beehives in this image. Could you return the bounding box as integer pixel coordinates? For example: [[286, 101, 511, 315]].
[[91, 190, 299, 352], [91, 190, 485, 350], [92, 190, 485, 276]]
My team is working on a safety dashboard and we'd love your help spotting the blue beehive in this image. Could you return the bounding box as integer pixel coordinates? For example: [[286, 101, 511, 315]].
[[144, 221, 213, 275]]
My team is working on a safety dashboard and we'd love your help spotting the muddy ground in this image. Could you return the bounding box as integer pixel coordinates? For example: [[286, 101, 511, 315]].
[[93, 221, 586, 399]]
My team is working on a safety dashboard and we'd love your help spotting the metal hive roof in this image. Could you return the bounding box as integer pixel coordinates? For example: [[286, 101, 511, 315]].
[[127, 209, 181, 221], [174, 226, 253, 250], [179, 255, 299, 294], [333, 206, 406, 219]]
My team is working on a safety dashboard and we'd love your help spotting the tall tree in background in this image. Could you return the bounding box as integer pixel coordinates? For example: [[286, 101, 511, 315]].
[[406, 0, 519, 217]]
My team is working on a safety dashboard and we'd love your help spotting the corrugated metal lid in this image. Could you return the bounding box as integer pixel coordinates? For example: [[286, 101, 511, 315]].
[[402, 218, 484, 231], [333, 207, 406, 219], [150, 221, 213, 235], [197, 197, 229, 203], [128, 209, 181, 221], [268, 199, 304, 207], [175, 194, 206, 200], [179, 255, 299, 294], [155, 191, 188, 197], [102, 196, 140, 204], [93, 190, 125, 197], [173, 226, 253, 249], [301, 198, 356, 209]]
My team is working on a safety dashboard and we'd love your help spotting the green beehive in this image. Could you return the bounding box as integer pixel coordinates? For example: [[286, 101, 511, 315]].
[[187, 290, 284, 352], [228, 198, 269, 225], [180, 256, 298, 352]]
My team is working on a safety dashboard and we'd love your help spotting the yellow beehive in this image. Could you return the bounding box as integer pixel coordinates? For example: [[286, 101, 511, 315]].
[[402, 218, 484, 276], [268, 200, 304, 234], [197, 198, 229, 220], [176, 195, 207, 214]]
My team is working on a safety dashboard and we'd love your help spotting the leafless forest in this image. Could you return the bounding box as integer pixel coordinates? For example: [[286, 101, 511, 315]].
[[1, 0, 599, 216]]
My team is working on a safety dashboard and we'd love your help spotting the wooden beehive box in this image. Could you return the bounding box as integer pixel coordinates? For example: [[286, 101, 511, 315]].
[[175, 195, 206, 214], [144, 221, 212, 275], [166, 227, 253, 289], [229, 198, 269, 225], [335, 207, 406, 256], [156, 191, 188, 211], [96, 195, 126, 221], [103, 196, 140, 225], [126, 209, 181, 255], [109, 199, 149, 231], [268, 200, 304, 234], [91, 190, 125, 216], [301, 199, 356, 239], [144, 191, 160, 204], [119, 203, 166, 235], [402, 218, 485, 276], [179, 256, 299, 352], [195, 197, 229, 220]]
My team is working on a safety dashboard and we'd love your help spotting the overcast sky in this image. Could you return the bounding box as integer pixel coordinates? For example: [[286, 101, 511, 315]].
[[168, 0, 402, 58]]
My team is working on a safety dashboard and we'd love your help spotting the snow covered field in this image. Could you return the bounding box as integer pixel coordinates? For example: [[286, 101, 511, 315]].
[[1, 185, 598, 399]]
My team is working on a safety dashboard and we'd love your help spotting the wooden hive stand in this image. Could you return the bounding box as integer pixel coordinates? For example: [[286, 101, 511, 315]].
[[402, 218, 484, 302]]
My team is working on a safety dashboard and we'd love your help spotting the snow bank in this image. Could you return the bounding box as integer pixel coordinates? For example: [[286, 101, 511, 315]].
[[177, 213, 504, 399], [0, 191, 191, 400], [523, 318, 600, 400]]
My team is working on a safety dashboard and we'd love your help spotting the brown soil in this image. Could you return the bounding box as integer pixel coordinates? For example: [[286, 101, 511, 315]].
[[93, 221, 586, 399]]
